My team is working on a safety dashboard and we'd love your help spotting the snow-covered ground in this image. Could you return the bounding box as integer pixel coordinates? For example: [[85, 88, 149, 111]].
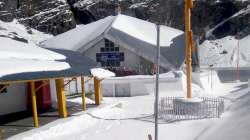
[[199, 35, 250, 69], [7, 72, 250, 140]]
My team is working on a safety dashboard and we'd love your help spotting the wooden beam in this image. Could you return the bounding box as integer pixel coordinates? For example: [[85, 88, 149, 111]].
[[63, 77, 77, 87], [0, 75, 86, 85], [0, 84, 8, 93], [35, 81, 48, 92], [94, 77, 101, 105], [55, 78, 68, 118], [30, 81, 39, 128], [81, 76, 86, 111]]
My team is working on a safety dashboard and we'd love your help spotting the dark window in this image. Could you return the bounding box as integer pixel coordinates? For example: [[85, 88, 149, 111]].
[[104, 39, 114, 48], [115, 47, 119, 52], [105, 48, 109, 52], [120, 53, 124, 61], [101, 48, 105, 52], [0, 85, 7, 93], [96, 53, 101, 62], [110, 42, 114, 48]]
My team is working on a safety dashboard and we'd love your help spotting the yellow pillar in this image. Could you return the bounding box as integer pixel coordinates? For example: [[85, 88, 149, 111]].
[[94, 77, 101, 105], [55, 78, 68, 118], [81, 76, 86, 111], [185, 0, 193, 99], [30, 81, 39, 128]]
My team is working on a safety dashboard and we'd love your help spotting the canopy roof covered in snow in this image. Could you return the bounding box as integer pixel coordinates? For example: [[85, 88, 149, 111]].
[[90, 68, 115, 79], [0, 38, 97, 84], [41, 14, 185, 69]]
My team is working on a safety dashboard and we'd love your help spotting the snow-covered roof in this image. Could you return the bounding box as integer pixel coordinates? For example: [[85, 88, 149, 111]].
[[0, 21, 97, 83], [90, 68, 115, 79], [0, 45, 97, 83], [41, 14, 185, 69]]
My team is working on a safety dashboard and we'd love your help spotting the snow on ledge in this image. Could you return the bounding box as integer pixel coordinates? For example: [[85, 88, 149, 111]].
[[90, 68, 115, 79]]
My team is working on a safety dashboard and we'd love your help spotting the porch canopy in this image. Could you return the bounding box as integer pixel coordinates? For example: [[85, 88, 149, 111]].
[[41, 14, 186, 70], [0, 37, 97, 84], [0, 37, 102, 128]]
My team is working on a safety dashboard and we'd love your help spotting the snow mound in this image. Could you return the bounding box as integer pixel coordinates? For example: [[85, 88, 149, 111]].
[[199, 35, 250, 69]]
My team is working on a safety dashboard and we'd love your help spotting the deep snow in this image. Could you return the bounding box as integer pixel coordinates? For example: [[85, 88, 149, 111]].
[[7, 72, 250, 140]]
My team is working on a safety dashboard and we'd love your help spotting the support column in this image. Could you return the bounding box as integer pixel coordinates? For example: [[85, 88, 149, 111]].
[[55, 78, 68, 118], [30, 81, 39, 128], [94, 77, 101, 105], [81, 76, 86, 111], [185, 0, 193, 99]]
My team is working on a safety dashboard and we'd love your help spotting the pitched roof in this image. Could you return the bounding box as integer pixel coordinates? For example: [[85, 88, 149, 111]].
[[41, 14, 185, 69]]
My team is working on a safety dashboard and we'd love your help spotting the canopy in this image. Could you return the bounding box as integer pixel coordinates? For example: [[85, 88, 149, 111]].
[[0, 38, 97, 84]]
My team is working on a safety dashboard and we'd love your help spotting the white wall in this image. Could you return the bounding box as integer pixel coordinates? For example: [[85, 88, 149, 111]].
[[0, 83, 27, 115], [83, 39, 147, 74], [49, 80, 57, 108]]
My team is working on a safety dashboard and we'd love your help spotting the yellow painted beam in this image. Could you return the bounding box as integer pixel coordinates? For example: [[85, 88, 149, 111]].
[[185, 0, 193, 98], [30, 81, 39, 128], [81, 76, 86, 111], [94, 77, 102, 105], [55, 79, 68, 118]]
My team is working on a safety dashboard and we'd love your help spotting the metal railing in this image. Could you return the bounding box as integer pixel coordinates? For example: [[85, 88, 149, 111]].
[[158, 97, 224, 122]]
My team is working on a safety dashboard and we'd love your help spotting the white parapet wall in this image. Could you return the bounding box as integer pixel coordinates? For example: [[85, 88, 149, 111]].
[[64, 71, 206, 97], [93, 71, 187, 97], [101, 76, 151, 97]]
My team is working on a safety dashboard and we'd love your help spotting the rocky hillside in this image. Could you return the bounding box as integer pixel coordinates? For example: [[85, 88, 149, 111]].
[[70, 0, 250, 37], [0, 0, 249, 37], [0, 0, 76, 35]]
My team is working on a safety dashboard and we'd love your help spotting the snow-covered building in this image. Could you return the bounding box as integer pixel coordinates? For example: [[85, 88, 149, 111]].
[[0, 20, 101, 125], [0, 39, 97, 115], [41, 14, 185, 75]]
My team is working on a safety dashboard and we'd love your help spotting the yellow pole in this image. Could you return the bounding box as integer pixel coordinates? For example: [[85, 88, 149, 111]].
[[94, 77, 101, 105], [55, 78, 68, 118], [30, 81, 39, 128], [81, 76, 86, 111], [185, 0, 193, 98]]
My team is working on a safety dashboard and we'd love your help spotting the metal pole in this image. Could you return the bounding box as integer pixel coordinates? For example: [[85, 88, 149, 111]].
[[236, 39, 240, 81], [154, 24, 160, 140]]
